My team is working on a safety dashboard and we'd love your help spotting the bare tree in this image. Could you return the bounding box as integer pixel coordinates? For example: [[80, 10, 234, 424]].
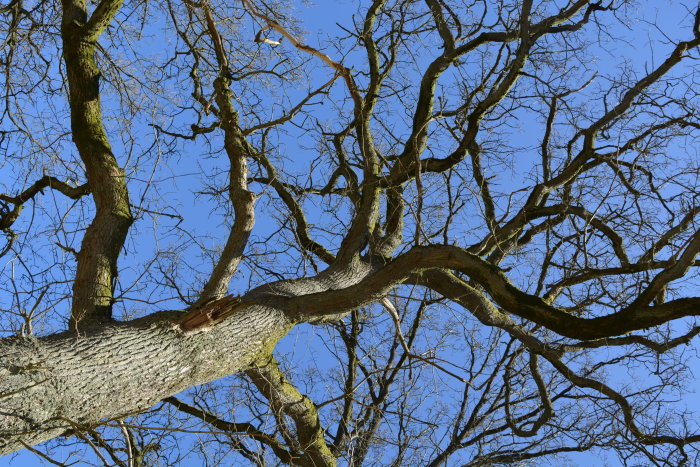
[[2, 0, 700, 465]]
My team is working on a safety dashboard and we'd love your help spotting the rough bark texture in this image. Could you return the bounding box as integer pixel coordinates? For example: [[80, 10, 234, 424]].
[[247, 358, 337, 467], [0, 260, 371, 455], [0, 305, 291, 455], [61, 0, 133, 329], [194, 6, 257, 305]]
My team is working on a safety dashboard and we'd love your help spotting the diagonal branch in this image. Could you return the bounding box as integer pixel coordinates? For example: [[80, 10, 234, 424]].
[[62, 0, 134, 330], [246, 356, 336, 467], [83, 0, 124, 39], [163, 396, 296, 464], [240, 0, 361, 107], [191, 1, 259, 304]]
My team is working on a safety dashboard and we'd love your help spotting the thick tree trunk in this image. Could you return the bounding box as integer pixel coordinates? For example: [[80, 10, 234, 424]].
[[0, 260, 371, 455], [0, 305, 291, 455]]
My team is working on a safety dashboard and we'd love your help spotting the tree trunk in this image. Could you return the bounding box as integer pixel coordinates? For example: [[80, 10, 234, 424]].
[[0, 260, 372, 455], [0, 305, 291, 455]]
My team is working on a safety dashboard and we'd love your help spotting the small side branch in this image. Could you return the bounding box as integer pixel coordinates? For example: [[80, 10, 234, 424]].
[[163, 396, 296, 464], [1, 177, 90, 231], [381, 297, 470, 385], [240, 0, 362, 107], [0, 176, 90, 205]]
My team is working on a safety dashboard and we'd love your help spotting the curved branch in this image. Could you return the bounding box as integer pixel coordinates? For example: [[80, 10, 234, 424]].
[[240, 0, 361, 108], [195, 2, 258, 303], [163, 396, 296, 464], [246, 356, 336, 467], [0, 176, 89, 205], [503, 353, 554, 437], [284, 245, 700, 340], [62, 0, 134, 329]]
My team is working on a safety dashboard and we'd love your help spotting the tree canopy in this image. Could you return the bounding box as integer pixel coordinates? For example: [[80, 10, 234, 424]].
[[2, 0, 700, 465]]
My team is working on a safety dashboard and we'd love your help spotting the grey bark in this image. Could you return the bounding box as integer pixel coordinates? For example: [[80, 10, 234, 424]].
[[0, 260, 372, 455], [0, 306, 290, 455]]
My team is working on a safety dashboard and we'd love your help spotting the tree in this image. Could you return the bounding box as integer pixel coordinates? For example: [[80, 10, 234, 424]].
[[1, 0, 700, 464]]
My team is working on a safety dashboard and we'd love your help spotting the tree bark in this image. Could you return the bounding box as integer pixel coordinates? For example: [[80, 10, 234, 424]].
[[62, 0, 133, 329], [0, 305, 291, 455], [0, 259, 372, 455]]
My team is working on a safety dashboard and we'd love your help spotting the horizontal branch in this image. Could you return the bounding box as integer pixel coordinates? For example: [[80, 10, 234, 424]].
[[0, 177, 90, 231], [0, 176, 90, 205], [284, 245, 700, 340]]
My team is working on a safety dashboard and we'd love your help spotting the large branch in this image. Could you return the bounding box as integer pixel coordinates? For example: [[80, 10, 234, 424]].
[[0, 241, 697, 455], [0, 251, 377, 455], [61, 0, 133, 329], [246, 357, 336, 467], [284, 245, 700, 340], [82, 0, 123, 39], [194, 2, 257, 304], [419, 270, 700, 450], [0, 302, 292, 455]]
